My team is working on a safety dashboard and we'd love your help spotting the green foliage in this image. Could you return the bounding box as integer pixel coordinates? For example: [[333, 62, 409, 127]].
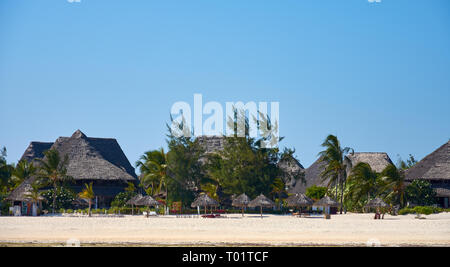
[[405, 180, 437, 206], [346, 162, 379, 206], [397, 154, 417, 170], [166, 127, 205, 204], [111, 191, 137, 207], [41, 187, 76, 210], [399, 206, 442, 215], [306, 185, 327, 200]]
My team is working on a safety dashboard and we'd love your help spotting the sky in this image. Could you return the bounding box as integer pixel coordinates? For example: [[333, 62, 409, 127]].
[[1, 0, 449, 170]]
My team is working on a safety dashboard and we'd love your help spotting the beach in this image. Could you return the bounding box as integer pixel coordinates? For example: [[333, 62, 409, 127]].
[[1, 213, 450, 246]]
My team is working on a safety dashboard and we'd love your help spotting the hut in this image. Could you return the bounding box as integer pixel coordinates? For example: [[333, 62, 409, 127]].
[[315, 196, 339, 219], [5, 177, 44, 216], [286, 193, 314, 215], [14, 130, 139, 208], [232, 193, 251, 216], [191, 194, 219, 214], [365, 198, 389, 219], [248, 194, 275, 218], [405, 141, 450, 208], [289, 152, 394, 194]]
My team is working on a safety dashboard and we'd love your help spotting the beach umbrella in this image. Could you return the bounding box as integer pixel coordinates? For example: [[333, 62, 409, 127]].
[[286, 193, 314, 214], [365, 198, 389, 219], [135, 195, 160, 217], [232, 193, 251, 216], [314, 196, 339, 219], [126, 194, 144, 215], [365, 198, 389, 208], [248, 194, 275, 218], [191, 194, 219, 214]]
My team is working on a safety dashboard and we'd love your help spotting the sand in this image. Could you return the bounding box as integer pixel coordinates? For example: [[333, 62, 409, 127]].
[[1, 213, 450, 246]]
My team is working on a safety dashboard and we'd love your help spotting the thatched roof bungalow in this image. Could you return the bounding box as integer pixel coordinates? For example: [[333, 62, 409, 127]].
[[405, 141, 450, 208], [289, 152, 394, 194], [13, 130, 138, 208]]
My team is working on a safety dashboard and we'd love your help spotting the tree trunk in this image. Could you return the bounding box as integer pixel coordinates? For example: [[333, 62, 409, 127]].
[[52, 183, 57, 214], [339, 172, 344, 214], [88, 199, 91, 217]]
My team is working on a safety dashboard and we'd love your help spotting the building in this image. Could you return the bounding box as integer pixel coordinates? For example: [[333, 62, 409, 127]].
[[8, 130, 138, 212], [289, 152, 394, 194], [405, 141, 450, 208]]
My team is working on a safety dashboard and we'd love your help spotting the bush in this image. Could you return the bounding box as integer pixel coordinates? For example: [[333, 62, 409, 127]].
[[305, 185, 327, 200], [66, 209, 73, 214], [110, 191, 137, 207], [414, 206, 433, 215], [41, 187, 76, 210], [405, 180, 437, 206]]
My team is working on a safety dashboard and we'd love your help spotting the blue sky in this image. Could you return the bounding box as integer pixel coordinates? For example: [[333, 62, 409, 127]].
[[1, 0, 449, 170]]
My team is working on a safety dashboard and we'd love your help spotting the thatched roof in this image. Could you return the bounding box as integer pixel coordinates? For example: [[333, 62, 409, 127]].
[[314, 196, 339, 207], [289, 157, 328, 194], [286, 193, 314, 207], [278, 155, 305, 190], [126, 194, 144, 205], [405, 141, 450, 181], [23, 130, 138, 182], [197, 136, 226, 153], [289, 152, 394, 194], [232, 193, 251, 207], [248, 194, 275, 208], [135, 195, 160, 207], [347, 152, 393, 173], [5, 176, 41, 202], [432, 184, 450, 198], [20, 142, 53, 163], [365, 198, 389, 208], [191, 194, 219, 208]]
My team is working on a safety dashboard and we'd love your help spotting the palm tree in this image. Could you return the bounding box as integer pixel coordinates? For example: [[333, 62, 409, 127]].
[[379, 164, 406, 207], [36, 149, 72, 214], [318, 135, 353, 214], [136, 148, 169, 210], [346, 162, 379, 208], [24, 182, 44, 216], [0, 147, 13, 192], [78, 182, 94, 217], [11, 160, 36, 187]]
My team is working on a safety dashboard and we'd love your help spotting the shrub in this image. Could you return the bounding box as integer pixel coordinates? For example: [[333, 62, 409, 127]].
[[66, 209, 73, 214], [405, 180, 437, 206], [41, 187, 76, 210], [414, 206, 433, 215], [305, 185, 327, 200]]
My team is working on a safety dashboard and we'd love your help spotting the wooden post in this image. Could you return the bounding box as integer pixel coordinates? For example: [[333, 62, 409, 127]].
[[260, 206, 263, 218]]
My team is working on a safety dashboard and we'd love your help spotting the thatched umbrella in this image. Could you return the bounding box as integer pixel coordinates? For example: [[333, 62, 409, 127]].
[[126, 194, 144, 215], [191, 194, 219, 214], [248, 194, 275, 218], [286, 193, 314, 214], [315, 196, 339, 219], [365, 198, 389, 219], [135, 195, 160, 217], [232, 193, 251, 216]]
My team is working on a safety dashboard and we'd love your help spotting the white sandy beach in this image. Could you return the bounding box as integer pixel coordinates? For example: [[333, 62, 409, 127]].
[[1, 213, 450, 246]]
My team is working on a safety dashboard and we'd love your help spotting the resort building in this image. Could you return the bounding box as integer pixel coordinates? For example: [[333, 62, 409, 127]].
[[289, 152, 394, 194], [8, 130, 138, 213], [405, 141, 450, 208]]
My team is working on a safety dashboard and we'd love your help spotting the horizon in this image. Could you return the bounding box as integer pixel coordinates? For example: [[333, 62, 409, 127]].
[[1, 0, 450, 168]]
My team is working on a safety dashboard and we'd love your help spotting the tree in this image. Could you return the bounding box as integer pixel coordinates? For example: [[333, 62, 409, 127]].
[[346, 162, 381, 211], [405, 180, 436, 206], [11, 160, 36, 188], [379, 164, 406, 207], [136, 148, 169, 209], [397, 154, 417, 170], [0, 147, 13, 192], [24, 181, 43, 216], [78, 182, 94, 216], [318, 135, 353, 214], [37, 149, 72, 213], [305, 185, 327, 201]]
